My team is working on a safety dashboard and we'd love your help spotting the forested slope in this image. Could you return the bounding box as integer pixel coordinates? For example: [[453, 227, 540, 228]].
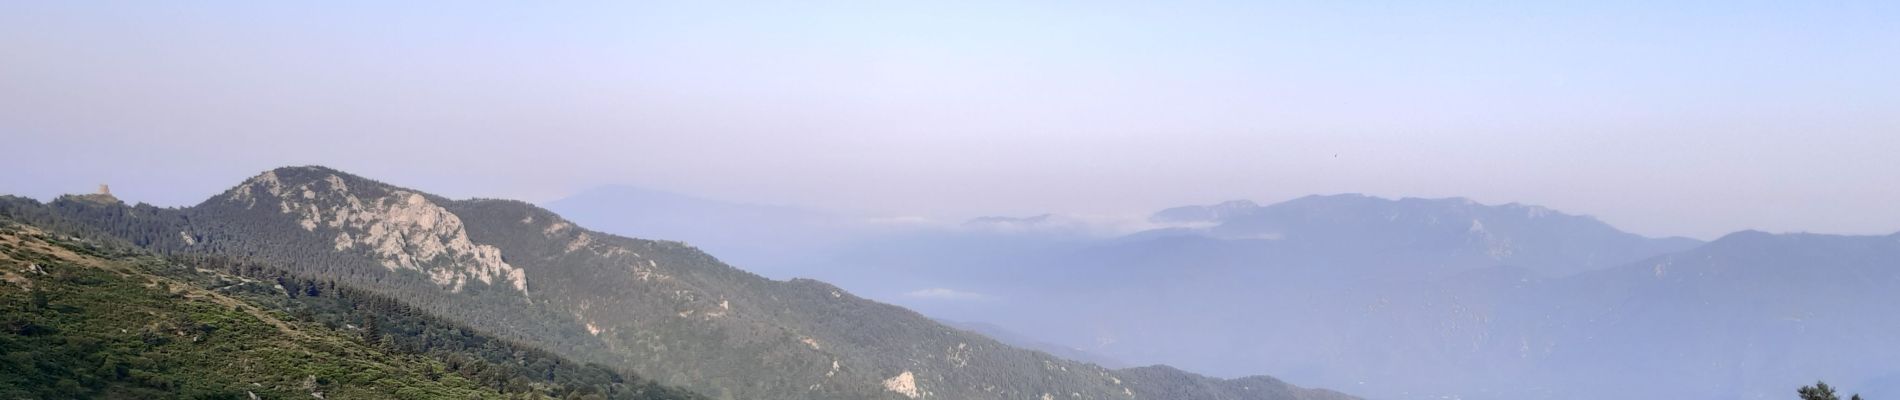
[[0, 217, 701, 400]]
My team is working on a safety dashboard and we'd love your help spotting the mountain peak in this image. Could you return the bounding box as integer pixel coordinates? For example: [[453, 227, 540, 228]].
[[1712, 229, 1776, 242], [1296, 193, 1375, 202], [207, 166, 529, 296], [245, 165, 347, 184], [219, 166, 416, 207], [1151, 200, 1262, 223]]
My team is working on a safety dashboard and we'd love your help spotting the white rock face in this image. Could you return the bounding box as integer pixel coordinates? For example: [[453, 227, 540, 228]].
[[234, 171, 529, 297], [543, 221, 573, 237], [945, 343, 971, 368], [566, 233, 594, 253], [883, 371, 921, 399], [1468, 219, 1516, 259], [227, 170, 288, 210], [631, 259, 670, 282], [705, 299, 731, 318]]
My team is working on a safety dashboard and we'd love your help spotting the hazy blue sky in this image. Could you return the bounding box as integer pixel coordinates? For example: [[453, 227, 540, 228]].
[[2, 1, 1896, 239]]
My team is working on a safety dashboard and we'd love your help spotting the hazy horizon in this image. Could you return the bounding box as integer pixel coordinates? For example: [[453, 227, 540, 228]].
[[6, 1, 1898, 240], [5, 167, 1893, 242], [5, 4, 1900, 399]]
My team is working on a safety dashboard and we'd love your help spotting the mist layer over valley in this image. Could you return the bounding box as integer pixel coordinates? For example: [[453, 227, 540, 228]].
[[551, 185, 1900, 400]]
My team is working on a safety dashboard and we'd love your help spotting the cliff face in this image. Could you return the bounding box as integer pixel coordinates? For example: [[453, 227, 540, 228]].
[[218, 169, 525, 295]]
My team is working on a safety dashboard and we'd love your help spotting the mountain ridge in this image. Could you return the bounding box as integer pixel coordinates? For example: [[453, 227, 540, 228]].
[[4, 165, 1357, 400], [1139, 194, 1704, 277]]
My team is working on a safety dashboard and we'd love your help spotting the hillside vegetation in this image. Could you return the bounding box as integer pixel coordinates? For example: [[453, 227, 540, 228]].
[[0, 218, 701, 400]]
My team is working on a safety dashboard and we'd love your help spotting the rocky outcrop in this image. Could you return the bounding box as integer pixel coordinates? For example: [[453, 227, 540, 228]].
[[224, 167, 528, 296]]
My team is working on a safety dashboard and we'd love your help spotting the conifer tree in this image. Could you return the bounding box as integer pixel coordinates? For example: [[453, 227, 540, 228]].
[[1800, 381, 1865, 400]]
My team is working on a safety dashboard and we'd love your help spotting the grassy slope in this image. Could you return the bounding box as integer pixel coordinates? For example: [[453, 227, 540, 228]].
[[0, 222, 505, 400]]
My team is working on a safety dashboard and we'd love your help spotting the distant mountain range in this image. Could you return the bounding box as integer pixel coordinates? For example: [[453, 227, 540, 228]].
[[0, 166, 1355, 400], [547, 185, 1900, 400], [1146, 194, 1705, 277]]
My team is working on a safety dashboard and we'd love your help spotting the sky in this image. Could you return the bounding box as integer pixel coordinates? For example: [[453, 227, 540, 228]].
[[2, 1, 1896, 240]]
